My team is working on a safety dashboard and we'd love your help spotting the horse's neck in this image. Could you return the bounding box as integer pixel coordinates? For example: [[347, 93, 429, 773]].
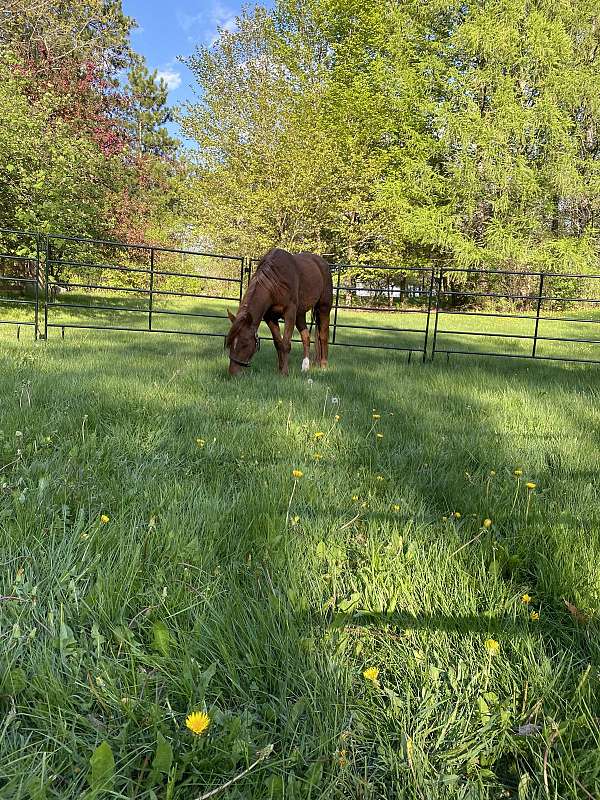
[[241, 278, 271, 325]]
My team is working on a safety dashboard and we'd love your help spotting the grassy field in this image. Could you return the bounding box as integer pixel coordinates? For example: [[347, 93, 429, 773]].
[[1, 299, 600, 799]]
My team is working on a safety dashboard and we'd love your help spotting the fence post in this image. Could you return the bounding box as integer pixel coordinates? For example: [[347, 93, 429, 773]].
[[239, 258, 245, 302], [430, 268, 444, 361], [34, 234, 40, 340], [532, 272, 545, 358], [422, 267, 436, 362], [43, 237, 50, 340], [148, 247, 154, 331], [331, 266, 341, 344]]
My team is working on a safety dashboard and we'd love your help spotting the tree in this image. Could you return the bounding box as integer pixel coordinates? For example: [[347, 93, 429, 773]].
[[0, 1, 185, 250], [124, 58, 179, 157], [181, 5, 344, 256], [182, 0, 600, 291]]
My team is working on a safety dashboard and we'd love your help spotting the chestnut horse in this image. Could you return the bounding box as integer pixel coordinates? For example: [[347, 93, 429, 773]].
[[226, 248, 333, 376]]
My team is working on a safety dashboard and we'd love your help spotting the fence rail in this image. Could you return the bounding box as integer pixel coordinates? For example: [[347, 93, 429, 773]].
[[1, 228, 600, 366]]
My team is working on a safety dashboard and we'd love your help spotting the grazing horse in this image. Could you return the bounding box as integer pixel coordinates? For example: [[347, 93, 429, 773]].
[[226, 248, 333, 376]]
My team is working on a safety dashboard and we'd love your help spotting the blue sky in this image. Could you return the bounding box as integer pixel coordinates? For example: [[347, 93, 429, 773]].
[[123, 1, 272, 144]]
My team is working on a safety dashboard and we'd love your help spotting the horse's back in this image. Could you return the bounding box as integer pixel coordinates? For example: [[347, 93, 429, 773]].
[[260, 248, 332, 311], [293, 252, 333, 308]]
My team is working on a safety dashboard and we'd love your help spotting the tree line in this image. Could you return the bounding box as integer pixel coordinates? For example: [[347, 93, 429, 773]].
[[2, 1, 600, 297], [182, 0, 600, 287]]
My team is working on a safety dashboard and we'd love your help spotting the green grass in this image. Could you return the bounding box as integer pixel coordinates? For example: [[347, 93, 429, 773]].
[[1, 300, 600, 799]]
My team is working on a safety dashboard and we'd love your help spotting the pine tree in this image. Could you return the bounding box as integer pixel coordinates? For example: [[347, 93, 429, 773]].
[[125, 58, 179, 158]]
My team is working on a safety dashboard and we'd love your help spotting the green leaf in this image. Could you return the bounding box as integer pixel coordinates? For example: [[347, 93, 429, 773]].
[[59, 622, 77, 657], [0, 667, 27, 696], [89, 741, 115, 791], [199, 661, 217, 689], [305, 760, 323, 786], [152, 732, 173, 775], [151, 621, 171, 656]]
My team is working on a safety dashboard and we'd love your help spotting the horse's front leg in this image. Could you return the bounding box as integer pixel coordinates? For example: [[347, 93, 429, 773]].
[[280, 308, 296, 376], [266, 318, 286, 372]]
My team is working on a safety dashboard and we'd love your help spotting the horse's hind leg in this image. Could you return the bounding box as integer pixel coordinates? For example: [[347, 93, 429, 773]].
[[280, 307, 296, 376], [317, 304, 330, 368], [296, 312, 310, 372]]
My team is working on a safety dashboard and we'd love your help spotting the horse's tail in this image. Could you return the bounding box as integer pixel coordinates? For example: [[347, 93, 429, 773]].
[[313, 305, 322, 365]]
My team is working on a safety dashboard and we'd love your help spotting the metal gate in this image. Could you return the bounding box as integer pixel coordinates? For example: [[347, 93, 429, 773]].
[[1, 227, 600, 366]]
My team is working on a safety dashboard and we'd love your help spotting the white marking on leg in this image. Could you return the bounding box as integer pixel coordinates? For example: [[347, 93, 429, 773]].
[[301, 357, 310, 372]]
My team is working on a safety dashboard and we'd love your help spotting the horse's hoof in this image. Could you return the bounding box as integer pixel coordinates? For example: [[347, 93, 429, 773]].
[[301, 357, 310, 372]]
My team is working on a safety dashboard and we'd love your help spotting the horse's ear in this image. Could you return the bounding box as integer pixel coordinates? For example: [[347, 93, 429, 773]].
[[227, 308, 236, 323]]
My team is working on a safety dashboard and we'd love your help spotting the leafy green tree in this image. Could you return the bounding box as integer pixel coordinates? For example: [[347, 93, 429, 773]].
[[182, 0, 600, 291], [0, 61, 115, 238], [181, 6, 344, 256]]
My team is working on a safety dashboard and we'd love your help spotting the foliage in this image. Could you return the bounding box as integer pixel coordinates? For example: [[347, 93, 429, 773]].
[[182, 0, 600, 284], [0, 60, 116, 238], [0, 0, 185, 255]]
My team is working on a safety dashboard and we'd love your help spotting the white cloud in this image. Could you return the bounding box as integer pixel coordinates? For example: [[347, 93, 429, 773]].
[[176, 2, 238, 46], [156, 67, 182, 90]]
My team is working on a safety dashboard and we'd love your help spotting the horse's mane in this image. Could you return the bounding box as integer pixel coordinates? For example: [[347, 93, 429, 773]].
[[226, 251, 280, 346]]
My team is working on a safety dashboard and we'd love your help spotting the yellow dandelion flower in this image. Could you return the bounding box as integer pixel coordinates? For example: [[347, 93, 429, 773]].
[[483, 518, 492, 528], [291, 515, 300, 526], [351, 495, 358, 502], [526, 482, 536, 490], [314, 431, 325, 439], [453, 511, 461, 519], [530, 611, 540, 621], [185, 710, 210, 736], [376, 433, 383, 439], [514, 469, 523, 477], [484, 638, 500, 657], [334, 414, 340, 422], [363, 666, 379, 683], [392, 504, 400, 512], [376, 475, 384, 481], [292, 469, 303, 479], [372, 414, 381, 420], [521, 593, 532, 604], [489, 470, 496, 476], [100, 514, 110, 524], [314, 453, 322, 461], [196, 438, 205, 448]]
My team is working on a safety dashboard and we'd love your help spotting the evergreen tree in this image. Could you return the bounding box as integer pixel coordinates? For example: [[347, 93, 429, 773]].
[[125, 58, 179, 158]]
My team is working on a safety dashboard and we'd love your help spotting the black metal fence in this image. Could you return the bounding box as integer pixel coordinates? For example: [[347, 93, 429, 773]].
[[43, 233, 245, 339], [2, 228, 600, 366]]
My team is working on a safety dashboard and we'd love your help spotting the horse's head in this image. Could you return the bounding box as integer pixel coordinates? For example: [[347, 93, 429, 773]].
[[225, 309, 260, 375]]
